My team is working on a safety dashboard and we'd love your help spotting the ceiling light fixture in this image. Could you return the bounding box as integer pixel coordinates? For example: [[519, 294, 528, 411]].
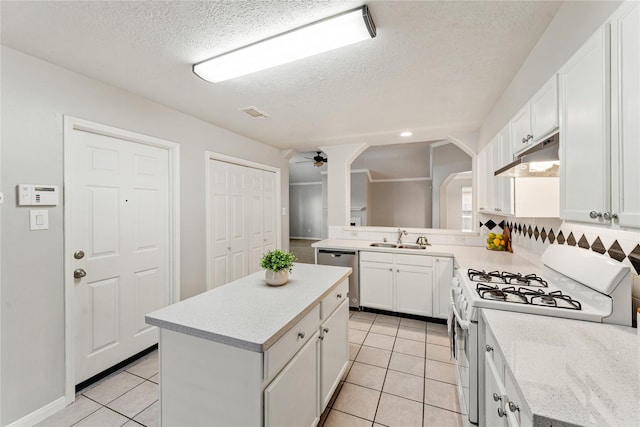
[[193, 5, 376, 83], [400, 131, 413, 137]]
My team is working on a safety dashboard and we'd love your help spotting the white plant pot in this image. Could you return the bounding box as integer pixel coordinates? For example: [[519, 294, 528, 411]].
[[265, 270, 289, 286]]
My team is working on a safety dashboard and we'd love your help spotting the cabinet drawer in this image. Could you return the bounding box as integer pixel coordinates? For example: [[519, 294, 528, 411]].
[[264, 305, 320, 382], [360, 251, 394, 263], [485, 329, 504, 382], [321, 279, 348, 321], [396, 253, 433, 267]]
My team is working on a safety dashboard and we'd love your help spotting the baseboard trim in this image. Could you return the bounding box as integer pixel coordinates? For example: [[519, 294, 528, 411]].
[[6, 396, 68, 427], [290, 237, 322, 241]]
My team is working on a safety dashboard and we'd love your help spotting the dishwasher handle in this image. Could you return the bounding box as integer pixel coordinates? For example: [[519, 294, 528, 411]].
[[318, 249, 356, 257]]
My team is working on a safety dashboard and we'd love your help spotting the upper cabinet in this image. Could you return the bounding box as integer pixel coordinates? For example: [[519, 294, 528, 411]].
[[511, 75, 559, 156], [559, 3, 640, 229], [559, 26, 610, 223], [477, 125, 513, 216], [611, 2, 640, 228]]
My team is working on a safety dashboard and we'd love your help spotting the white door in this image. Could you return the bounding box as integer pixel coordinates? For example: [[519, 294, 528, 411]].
[[69, 129, 170, 384], [208, 159, 278, 288]]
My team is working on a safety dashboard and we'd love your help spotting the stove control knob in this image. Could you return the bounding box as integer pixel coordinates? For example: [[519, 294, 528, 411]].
[[486, 345, 494, 353]]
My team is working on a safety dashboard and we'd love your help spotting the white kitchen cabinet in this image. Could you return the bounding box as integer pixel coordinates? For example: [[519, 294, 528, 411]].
[[264, 331, 319, 427], [432, 257, 454, 319], [319, 300, 349, 411], [484, 355, 507, 427], [511, 75, 559, 156], [360, 252, 436, 317], [611, 2, 640, 228], [476, 147, 492, 213], [477, 126, 513, 216], [559, 26, 611, 224]]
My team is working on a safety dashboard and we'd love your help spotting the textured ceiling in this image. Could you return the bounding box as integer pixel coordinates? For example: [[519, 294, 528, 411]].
[[1, 1, 561, 155]]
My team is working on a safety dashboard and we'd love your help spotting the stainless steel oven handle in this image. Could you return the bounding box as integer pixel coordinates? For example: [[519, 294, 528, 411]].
[[449, 295, 470, 330]]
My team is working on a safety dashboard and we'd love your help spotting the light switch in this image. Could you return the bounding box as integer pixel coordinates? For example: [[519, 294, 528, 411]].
[[30, 209, 49, 231]]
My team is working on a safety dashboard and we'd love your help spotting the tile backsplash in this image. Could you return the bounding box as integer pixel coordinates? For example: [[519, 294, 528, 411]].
[[479, 214, 640, 326]]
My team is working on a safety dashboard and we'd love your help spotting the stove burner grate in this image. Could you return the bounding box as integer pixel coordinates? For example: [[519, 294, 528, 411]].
[[475, 284, 581, 310], [501, 272, 548, 287], [468, 269, 503, 283]]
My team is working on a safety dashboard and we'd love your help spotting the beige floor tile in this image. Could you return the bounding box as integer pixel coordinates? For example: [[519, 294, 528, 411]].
[[148, 373, 159, 384], [426, 344, 455, 364], [106, 381, 158, 418], [323, 409, 373, 427], [393, 337, 425, 357], [333, 383, 381, 421], [423, 404, 464, 427], [355, 346, 392, 368], [349, 343, 362, 361], [427, 322, 448, 333], [375, 393, 423, 427], [349, 328, 367, 345], [73, 407, 128, 427], [369, 323, 398, 337], [400, 318, 427, 330], [352, 311, 377, 321], [350, 318, 374, 331], [363, 333, 395, 351], [388, 352, 425, 377], [373, 314, 401, 325], [133, 401, 159, 427], [82, 371, 145, 405], [382, 370, 424, 402], [126, 352, 158, 379], [346, 362, 387, 390], [35, 395, 101, 427], [424, 379, 461, 413], [425, 359, 457, 384], [426, 331, 449, 347], [397, 326, 426, 342], [122, 421, 139, 427]]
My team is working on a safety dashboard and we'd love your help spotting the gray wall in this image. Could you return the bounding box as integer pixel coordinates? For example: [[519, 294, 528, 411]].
[[289, 184, 323, 238], [1, 47, 288, 425], [431, 144, 472, 228], [369, 181, 432, 228]]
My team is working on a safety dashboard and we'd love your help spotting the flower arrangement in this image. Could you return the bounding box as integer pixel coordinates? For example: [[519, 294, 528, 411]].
[[260, 249, 297, 273]]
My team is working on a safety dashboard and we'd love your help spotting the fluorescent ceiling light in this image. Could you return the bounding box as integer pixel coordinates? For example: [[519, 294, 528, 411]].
[[193, 5, 376, 83], [400, 131, 413, 137]]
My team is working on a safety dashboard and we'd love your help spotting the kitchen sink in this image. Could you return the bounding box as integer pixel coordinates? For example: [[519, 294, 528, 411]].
[[397, 244, 428, 249], [369, 242, 398, 248]]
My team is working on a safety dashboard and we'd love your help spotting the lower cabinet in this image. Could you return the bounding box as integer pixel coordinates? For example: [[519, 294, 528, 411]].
[[360, 251, 453, 319], [320, 300, 349, 410], [265, 331, 319, 427]]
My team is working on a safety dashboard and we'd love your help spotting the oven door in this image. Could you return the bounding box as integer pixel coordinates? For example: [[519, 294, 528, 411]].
[[450, 287, 478, 424]]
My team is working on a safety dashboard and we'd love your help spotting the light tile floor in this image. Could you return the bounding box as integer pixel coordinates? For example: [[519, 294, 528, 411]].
[[37, 311, 466, 427]]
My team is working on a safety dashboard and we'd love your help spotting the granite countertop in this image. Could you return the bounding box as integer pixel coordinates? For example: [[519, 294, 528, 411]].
[[483, 310, 640, 427], [312, 238, 542, 273], [145, 263, 351, 353]]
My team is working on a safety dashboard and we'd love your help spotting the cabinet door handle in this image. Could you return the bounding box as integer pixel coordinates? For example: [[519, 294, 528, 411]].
[[603, 212, 618, 221], [323, 327, 330, 334], [589, 210, 602, 219], [337, 293, 342, 299], [297, 332, 305, 339], [508, 401, 520, 413], [527, 134, 534, 141], [521, 137, 527, 143], [498, 408, 506, 418], [493, 392, 501, 402], [389, 268, 393, 272], [486, 345, 494, 352]]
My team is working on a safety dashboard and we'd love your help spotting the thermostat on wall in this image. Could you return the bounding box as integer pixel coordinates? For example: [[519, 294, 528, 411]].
[[17, 184, 60, 206]]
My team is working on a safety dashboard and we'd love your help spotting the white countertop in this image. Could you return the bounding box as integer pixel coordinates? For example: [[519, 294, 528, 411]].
[[145, 263, 351, 353], [483, 310, 640, 427], [312, 238, 541, 273]]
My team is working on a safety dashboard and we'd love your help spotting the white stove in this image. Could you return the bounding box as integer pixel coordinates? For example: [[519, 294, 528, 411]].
[[449, 244, 633, 424]]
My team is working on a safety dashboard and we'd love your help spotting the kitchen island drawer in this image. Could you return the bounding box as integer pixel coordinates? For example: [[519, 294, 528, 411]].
[[264, 305, 320, 382], [321, 279, 348, 320]]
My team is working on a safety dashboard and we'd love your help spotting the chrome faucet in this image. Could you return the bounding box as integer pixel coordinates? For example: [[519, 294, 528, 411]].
[[396, 228, 408, 244]]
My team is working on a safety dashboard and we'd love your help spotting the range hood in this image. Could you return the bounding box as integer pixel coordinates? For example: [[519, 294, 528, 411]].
[[495, 133, 559, 177]]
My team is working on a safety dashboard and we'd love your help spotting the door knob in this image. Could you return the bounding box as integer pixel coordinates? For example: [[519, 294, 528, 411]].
[[74, 269, 87, 279]]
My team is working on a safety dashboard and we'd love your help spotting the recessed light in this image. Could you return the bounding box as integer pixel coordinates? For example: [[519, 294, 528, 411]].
[[400, 131, 413, 137]]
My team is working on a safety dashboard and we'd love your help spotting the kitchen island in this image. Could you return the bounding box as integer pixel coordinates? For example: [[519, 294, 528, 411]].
[[146, 263, 352, 427]]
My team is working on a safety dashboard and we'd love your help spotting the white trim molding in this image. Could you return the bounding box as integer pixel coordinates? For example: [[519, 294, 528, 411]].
[[6, 397, 67, 427], [62, 116, 181, 404]]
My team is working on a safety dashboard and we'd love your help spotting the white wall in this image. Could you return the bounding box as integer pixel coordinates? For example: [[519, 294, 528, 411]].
[[441, 177, 473, 230], [0, 47, 288, 426], [478, 0, 622, 149], [289, 184, 323, 238], [431, 144, 472, 228]]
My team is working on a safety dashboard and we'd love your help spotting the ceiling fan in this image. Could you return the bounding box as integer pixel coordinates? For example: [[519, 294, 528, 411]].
[[297, 151, 327, 167]]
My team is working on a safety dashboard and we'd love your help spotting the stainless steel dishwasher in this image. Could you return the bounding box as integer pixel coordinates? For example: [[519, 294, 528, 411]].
[[317, 249, 359, 308]]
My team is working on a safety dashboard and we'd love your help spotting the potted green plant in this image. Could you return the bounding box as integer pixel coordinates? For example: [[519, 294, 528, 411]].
[[260, 249, 297, 286]]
